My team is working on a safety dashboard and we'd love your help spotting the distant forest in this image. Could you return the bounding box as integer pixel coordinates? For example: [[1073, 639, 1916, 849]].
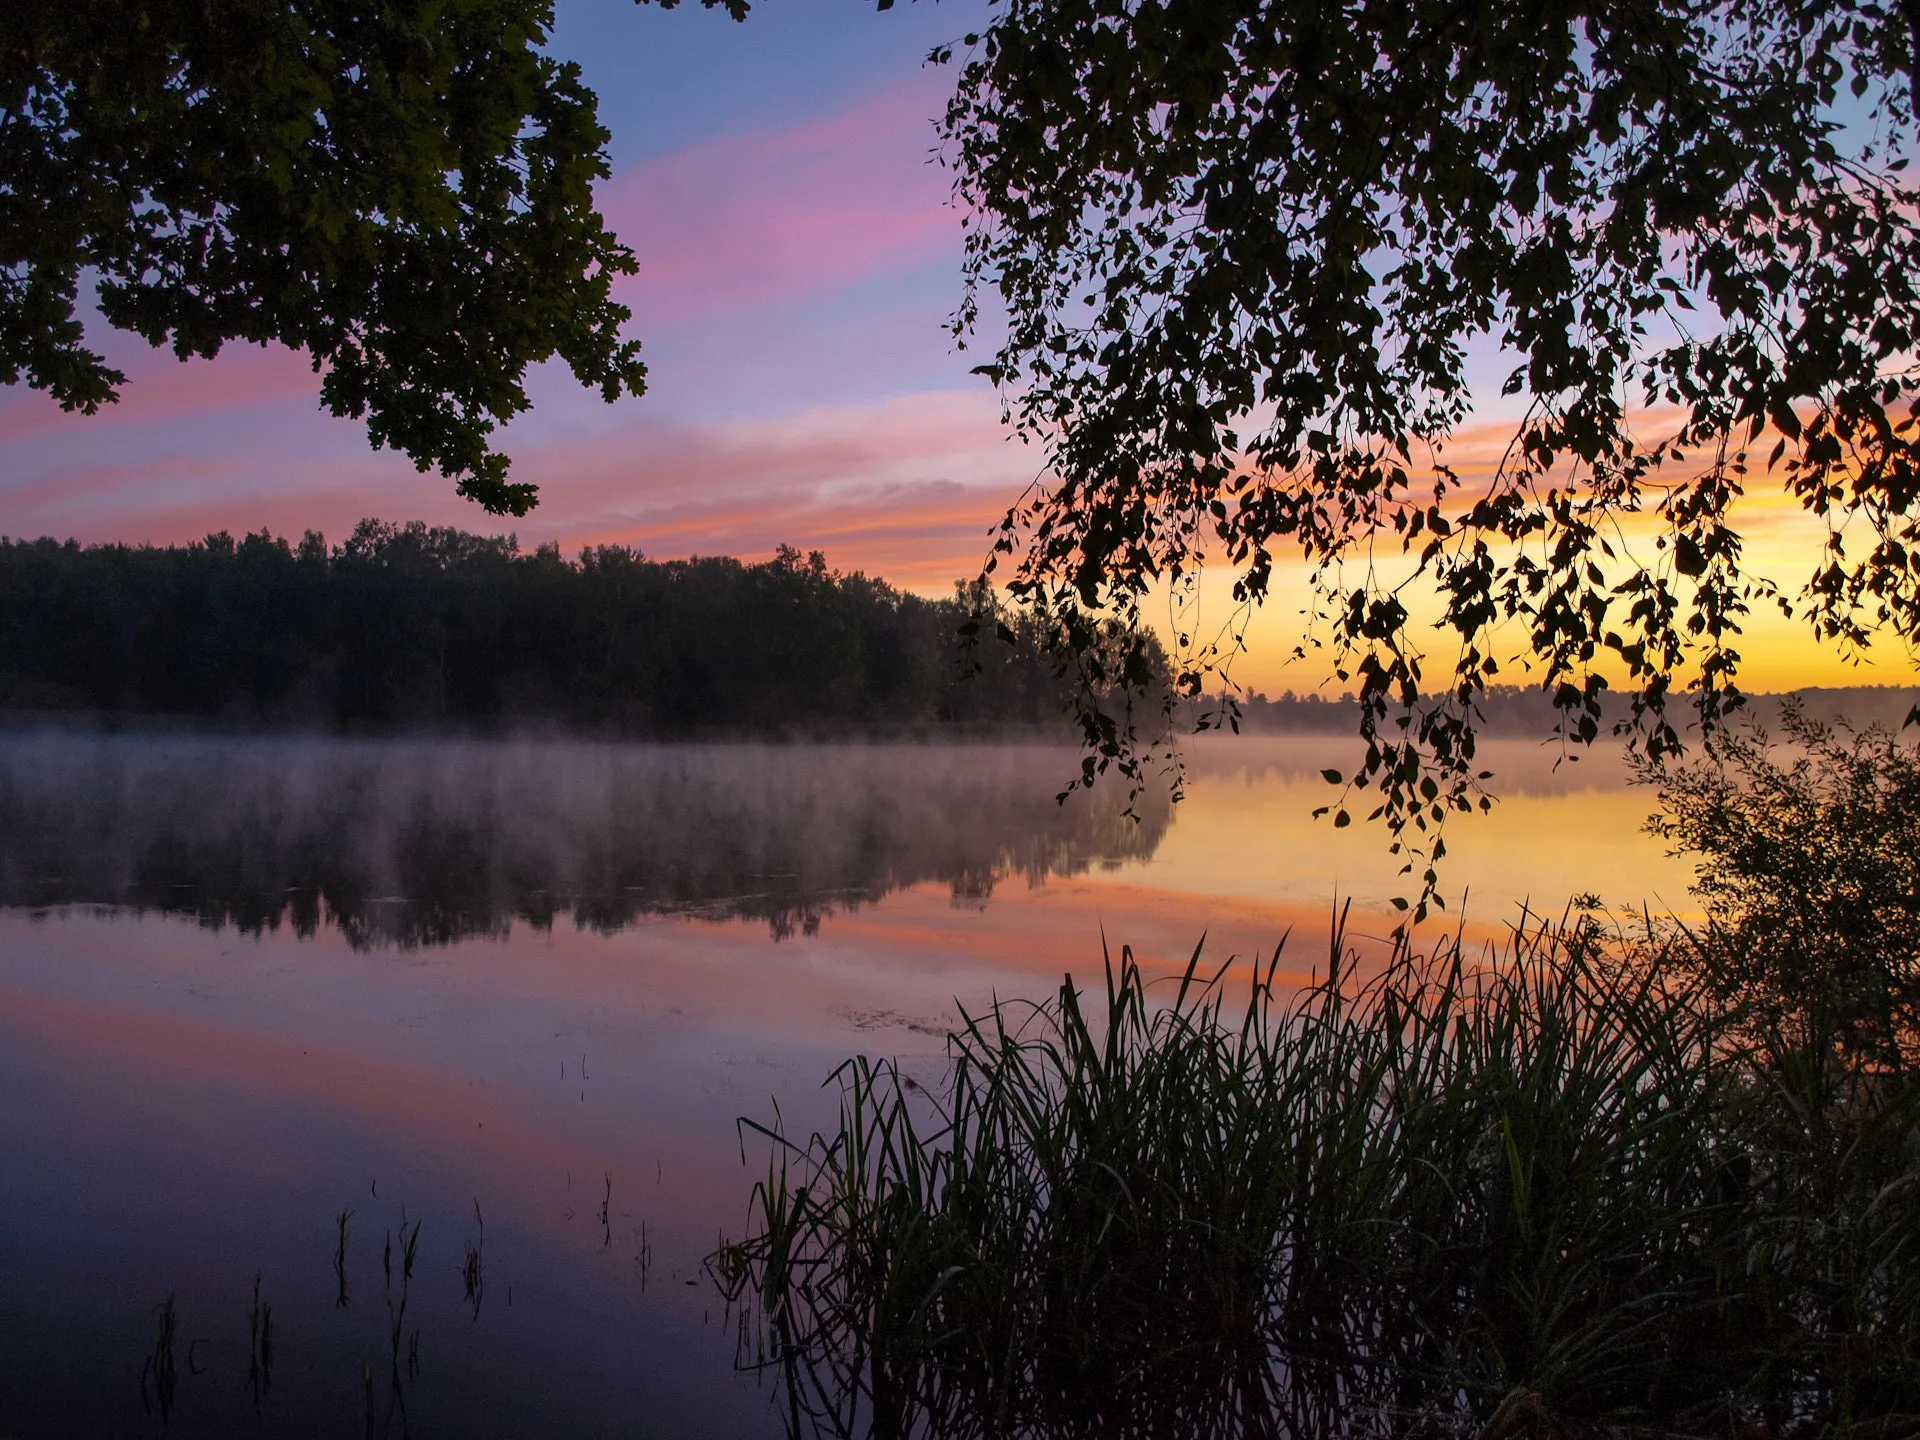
[[1229, 682, 1920, 735], [0, 521, 1109, 734]]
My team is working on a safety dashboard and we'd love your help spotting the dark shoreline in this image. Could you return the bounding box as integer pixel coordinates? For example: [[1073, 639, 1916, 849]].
[[5, 681, 1910, 746]]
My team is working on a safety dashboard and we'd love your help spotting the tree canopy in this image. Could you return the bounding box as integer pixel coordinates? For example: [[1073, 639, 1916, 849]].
[[937, 0, 1920, 900], [0, 0, 736, 514]]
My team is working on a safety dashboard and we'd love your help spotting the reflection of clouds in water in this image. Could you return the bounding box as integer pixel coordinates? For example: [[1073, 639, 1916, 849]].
[[0, 734, 1172, 947]]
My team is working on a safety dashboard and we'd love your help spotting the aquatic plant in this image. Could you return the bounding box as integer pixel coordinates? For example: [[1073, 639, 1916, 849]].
[[334, 1208, 353, 1309], [246, 1273, 273, 1412], [713, 905, 1920, 1438], [463, 1201, 485, 1322], [138, 1292, 179, 1422]]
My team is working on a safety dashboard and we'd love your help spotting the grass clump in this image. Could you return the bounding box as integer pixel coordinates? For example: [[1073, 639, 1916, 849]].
[[714, 718, 1920, 1439]]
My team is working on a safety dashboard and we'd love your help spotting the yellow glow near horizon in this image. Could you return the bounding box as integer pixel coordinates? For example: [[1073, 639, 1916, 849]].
[[1121, 419, 1920, 699]]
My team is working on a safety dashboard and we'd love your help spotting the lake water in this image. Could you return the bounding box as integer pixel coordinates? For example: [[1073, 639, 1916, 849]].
[[0, 731, 1699, 1438]]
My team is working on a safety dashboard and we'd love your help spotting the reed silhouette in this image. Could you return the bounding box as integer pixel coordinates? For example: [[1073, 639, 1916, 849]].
[[462, 1202, 484, 1323], [246, 1274, 273, 1413], [334, 1210, 352, 1310], [138, 1294, 178, 1422]]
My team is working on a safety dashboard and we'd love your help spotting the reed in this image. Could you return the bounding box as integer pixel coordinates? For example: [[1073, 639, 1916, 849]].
[[712, 908, 1920, 1438], [334, 1208, 352, 1309], [247, 1273, 273, 1411], [138, 1292, 178, 1421], [463, 1200, 485, 1320]]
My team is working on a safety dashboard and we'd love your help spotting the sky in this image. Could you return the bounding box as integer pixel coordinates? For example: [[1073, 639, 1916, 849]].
[[0, 0, 1911, 696]]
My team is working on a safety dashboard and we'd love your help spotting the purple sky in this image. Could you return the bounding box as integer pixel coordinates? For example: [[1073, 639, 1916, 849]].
[[0, 0, 1020, 592]]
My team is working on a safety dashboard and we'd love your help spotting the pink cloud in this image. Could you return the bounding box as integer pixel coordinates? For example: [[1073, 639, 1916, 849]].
[[605, 75, 961, 327], [0, 388, 1028, 590], [521, 389, 1029, 585], [0, 340, 322, 443], [0, 74, 961, 448], [0, 455, 246, 517]]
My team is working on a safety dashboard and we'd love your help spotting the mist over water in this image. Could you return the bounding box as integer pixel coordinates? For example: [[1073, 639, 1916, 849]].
[[0, 733, 1171, 947]]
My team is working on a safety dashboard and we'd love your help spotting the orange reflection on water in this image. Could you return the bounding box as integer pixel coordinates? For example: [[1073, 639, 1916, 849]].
[[1151, 736, 1702, 921], [804, 736, 1697, 989]]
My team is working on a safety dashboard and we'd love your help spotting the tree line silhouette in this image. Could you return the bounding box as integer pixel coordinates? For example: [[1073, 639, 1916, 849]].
[[1228, 684, 1920, 738], [0, 520, 1116, 733]]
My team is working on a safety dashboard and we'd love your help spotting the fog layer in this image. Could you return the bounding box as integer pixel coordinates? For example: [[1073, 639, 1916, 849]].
[[0, 734, 1172, 946]]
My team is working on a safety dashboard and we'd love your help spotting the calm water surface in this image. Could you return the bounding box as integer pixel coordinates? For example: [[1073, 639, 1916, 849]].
[[0, 732, 1696, 1438]]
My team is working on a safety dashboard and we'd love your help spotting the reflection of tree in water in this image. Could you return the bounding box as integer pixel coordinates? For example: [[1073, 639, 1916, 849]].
[[0, 735, 1171, 948]]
